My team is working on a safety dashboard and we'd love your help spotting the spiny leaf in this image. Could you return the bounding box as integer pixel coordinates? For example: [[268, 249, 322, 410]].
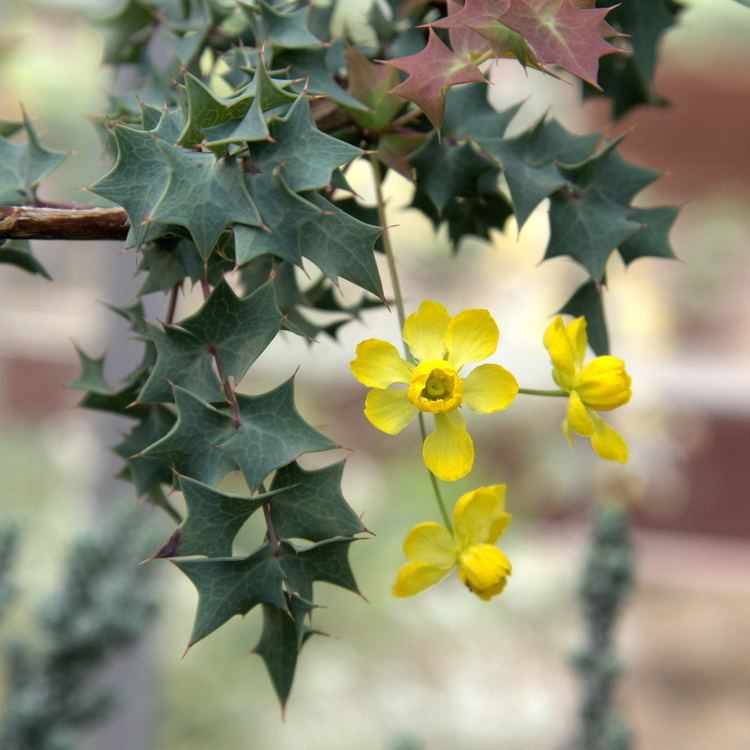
[[254, 601, 311, 707], [0, 111, 66, 205], [221, 377, 337, 492], [275, 45, 371, 111], [68, 347, 111, 394], [114, 406, 176, 496], [0, 240, 52, 280], [559, 280, 609, 356], [140, 385, 237, 487], [477, 116, 600, 228], [269, 461, 365, 543], [300, 193, 384, 298], [411, 135, 496, 212], [137, 324, 222, 405], [432, 0, 543, 68], [202, 58, 297, 148], [179, 280, 283, 383], [618, 206, 679, 265], [497, 0, 619, 88], [239, 0, 321, 50], [173, 544, 286, 646], [177, 73, 254, 149], [384, 28, 486, 130], [344, 45, 404, 131], [91, 125, 169, 247], [441, 84, 522, 140], [235, 173, 322, 267], [376, 130, 429, 177], [150, 145, 263, 259], [249, 96, 362, 192], [155, 475, 274, 558], [95, 0, 156, 64], [280, 538, 360, 602]]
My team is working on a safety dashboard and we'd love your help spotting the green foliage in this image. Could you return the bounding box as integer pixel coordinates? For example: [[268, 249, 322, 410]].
[[0, 240, 52, 280], [1, 0, 683, 709]]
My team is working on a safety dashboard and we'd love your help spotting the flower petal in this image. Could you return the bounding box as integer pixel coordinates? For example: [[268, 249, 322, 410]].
[[423, 410, 474, 481], [457, 544, 512, 600], [577, 355, 631, 411], [445, 309, 498, 370], [350, 339, 413, 388], [392, 561, 451, 597], [402, 300, 451, 362], [463, 364, 519, 413], [566, 391, 594, 437], [544, 316, 585, 388], [364, 388, 417, 434], [403, 522, 458, 567], [453, 484, 510, 547], [591, 415, 629, 463]]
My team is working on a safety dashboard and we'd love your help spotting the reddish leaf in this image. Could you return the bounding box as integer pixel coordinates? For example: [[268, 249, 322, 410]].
[[444, 0, 492, 60], [383, 29, 486, 130], [432, 0, 543, 69], [376, 130, 430, 177], [345, 46, 404, 131], [499, 0, 619, 88], [432, 0, 619, 88]]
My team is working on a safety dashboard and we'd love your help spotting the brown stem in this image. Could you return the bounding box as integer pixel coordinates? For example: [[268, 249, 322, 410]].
[[165, 283, 181, 324], [0, 205, 128, 241], [263, 501, 281, 557]]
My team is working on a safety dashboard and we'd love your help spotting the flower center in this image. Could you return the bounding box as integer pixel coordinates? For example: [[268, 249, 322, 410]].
[[406, 359, 463, 414]]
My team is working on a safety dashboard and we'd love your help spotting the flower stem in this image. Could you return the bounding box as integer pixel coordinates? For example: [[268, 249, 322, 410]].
[[370, 156, 453, 534], [518, 387, 568, 397]]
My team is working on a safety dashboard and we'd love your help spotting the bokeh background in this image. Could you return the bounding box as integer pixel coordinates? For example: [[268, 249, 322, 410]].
[[1, 1, 749, 749]]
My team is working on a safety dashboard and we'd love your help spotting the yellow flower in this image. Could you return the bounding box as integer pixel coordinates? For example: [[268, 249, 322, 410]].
[[543, 315, 632, 463], [350, 300, 518, 481], [392, 485, 512, 601]]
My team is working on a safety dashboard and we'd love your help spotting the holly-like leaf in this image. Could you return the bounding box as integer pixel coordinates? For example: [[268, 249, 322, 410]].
[[239, 0, 321, 50], [559, 280, 609, 356], [587, 0, 683, 117], [376, 130, 430, 177], [345, 46, 404, 131], [0, 240, 52, 280], [173, 544, 287, 646], [202, 58, 297, 148], [95, 0, 156, 64], [154, 475, 279, 558], [443, 188, 514, 249], [498, 0, 619, 88], [221, 377, 337, 492], [177, 73, 254, 149], [68, 347, 111, 394], [236, 173, 322, 267], [249, 96, 362, 192], [544, 138, 662, 279], [253, 600, 315, 707], [139, 385, 237, 487], [441, 84, 522, 140], [150, 145, 263, 259], [179, 280, 283, 383], [114, 406, 177, 496], [0, 111, 66, 205], [384, 28, 486, 130], [275, 45, 370, 111], [299, 193, 384, 298], [432, 0, 542, 67], [91, 125, 169, 248], [477, 116, 600, 228], [138, 324, 222, 405], [618, 206, 678, 265], [269, 461, 365, 543], [410, 135, 496, 212], [280, 538, 360, 602]]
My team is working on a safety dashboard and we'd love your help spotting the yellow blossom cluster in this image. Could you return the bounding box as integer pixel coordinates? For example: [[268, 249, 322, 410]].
[[351, 302, 632, 601]]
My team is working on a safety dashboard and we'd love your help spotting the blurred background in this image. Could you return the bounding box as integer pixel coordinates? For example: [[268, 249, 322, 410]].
[[0, 0, 749, 748]]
